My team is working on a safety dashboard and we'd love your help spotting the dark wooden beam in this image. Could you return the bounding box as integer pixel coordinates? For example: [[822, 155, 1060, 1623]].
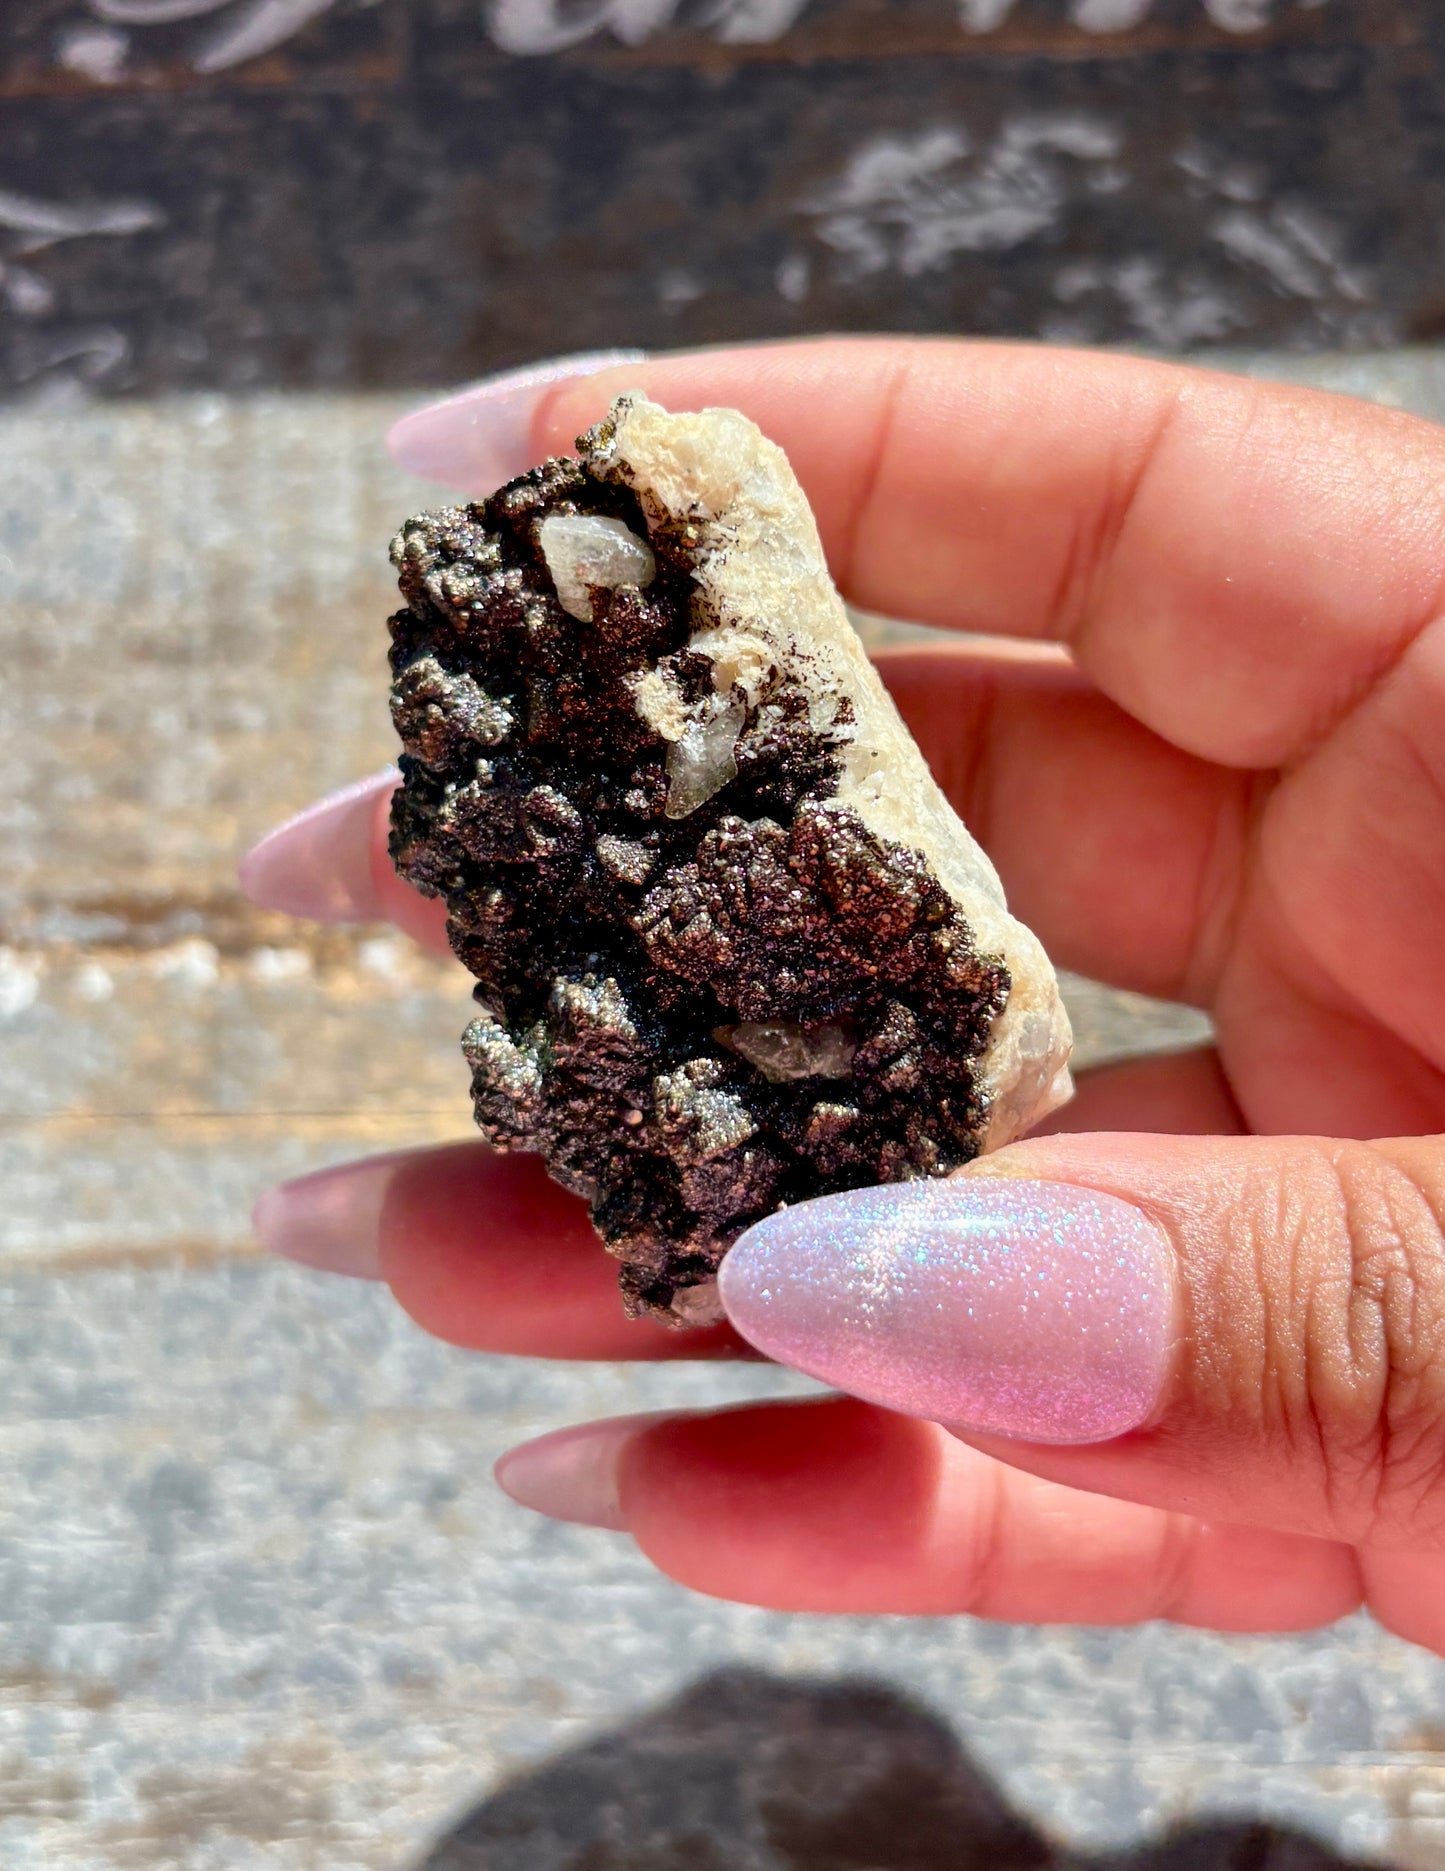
[[2, 1, 1442, 393]]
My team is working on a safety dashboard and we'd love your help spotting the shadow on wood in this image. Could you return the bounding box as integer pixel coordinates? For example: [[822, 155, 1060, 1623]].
[[411, 1667, 1384, 1871]]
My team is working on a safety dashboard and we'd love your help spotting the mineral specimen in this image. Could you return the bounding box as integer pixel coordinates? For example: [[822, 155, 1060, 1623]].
[[387, 394, 1073, 1323]]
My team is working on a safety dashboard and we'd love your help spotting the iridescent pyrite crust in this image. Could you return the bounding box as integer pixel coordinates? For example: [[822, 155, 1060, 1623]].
[[387, 395, 1073, 1322]]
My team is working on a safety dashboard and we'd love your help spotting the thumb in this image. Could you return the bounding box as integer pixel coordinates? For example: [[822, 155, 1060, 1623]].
[[717, 1132, 1445, 1554]]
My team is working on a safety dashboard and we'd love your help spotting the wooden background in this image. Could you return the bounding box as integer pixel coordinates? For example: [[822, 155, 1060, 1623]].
[[2, 0, 1445, 393], [8, 4, 1445, 1867], [11, 359, 1445, 1871]]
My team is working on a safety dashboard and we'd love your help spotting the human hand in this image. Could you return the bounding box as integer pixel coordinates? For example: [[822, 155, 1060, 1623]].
[[242, 340, 1445, 1650]]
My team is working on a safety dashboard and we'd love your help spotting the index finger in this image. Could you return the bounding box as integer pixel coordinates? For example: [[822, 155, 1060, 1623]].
[[461, 340, 1445, 770]]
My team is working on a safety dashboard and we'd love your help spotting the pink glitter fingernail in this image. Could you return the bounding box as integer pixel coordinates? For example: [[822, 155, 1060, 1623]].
[[718, 1179, 1174, 1445]]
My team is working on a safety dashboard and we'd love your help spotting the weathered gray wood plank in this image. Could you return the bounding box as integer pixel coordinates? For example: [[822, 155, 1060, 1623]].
[[4, 2, 1445, 392], [1, 361, 1443, 1869]]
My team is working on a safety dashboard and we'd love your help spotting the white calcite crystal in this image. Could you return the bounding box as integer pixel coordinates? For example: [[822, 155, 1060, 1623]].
[[664, 696, 747, 818], [538, 511, 656, 622], [721, 1020, 858, 1083], [584, 392, 1074, 1148]]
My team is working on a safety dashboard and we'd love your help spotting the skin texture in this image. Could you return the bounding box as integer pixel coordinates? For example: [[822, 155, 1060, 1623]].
[[245, 339, 1445, 1650]]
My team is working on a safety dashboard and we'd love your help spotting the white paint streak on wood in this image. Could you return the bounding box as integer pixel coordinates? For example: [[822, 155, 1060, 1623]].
[[0, 264, 57, 318], [799, 107, 1367, 339], [488, 0, 675, 53], [958, 0, 1018, 28], [1109, 259, 1238, 345], [1050, 255, 1242, 346], [775, 253, 810, 303], [191, 0, 339, 70], [1212, 203, 1367, 302], [703, 0, 811, 43], [80, 0, 1335, 61], [1176, 141, 1267, 203], [88, 0, 230, 20], [959, 0, 1329, 33], [0, 185, 162, 387], [55, 22, 132, 80], [800, 117, 1122, 279], [1044, 135, 1369, 345], [489, 0, 808, 50], [86, 0, 342, 70], [23, 328, 132, 386], [0, 188, 164, 253], [1203, 0, 1276, 25], [1071, 0, 1151, 29], [483, 0, 1326, 52]]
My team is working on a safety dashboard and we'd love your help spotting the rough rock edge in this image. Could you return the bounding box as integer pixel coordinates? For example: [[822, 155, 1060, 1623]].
[[582, 394, 1074, 1151]]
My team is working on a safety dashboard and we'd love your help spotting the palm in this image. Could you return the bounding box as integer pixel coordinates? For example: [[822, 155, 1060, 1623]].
[[1216, 681, 1445, 1140]]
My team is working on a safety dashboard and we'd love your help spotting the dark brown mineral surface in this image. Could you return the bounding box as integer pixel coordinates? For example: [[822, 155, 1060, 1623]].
[[387, 448, 1009, 1321]]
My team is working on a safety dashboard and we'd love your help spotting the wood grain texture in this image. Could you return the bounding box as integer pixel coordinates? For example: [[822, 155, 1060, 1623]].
[[6, 3, 1445, 1853], [1, 356, 1445, 1867], [1, 0, 1444, 392]]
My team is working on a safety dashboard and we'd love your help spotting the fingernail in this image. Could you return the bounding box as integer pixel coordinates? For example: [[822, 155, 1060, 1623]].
[[387, 349, 648, 486], [239, 769, 396, 921], [251, 1153, 401, 1279], [495, 1414, 661, 1530], [718, 1180, 1175, 1445]]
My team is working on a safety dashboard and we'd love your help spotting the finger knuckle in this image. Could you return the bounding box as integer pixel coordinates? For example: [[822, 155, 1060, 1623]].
[[1287, 1144, 1445, 1540]]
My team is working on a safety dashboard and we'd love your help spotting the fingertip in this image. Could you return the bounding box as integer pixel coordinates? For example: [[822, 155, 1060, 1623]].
[[620, 1397, 949, 1612], [251, 1151, 400, 1279], [239, 769, 397, 921], [376, 1144, 748, 1361], [495, 1413, 664, 1531], [387, 350, 649, 488]]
